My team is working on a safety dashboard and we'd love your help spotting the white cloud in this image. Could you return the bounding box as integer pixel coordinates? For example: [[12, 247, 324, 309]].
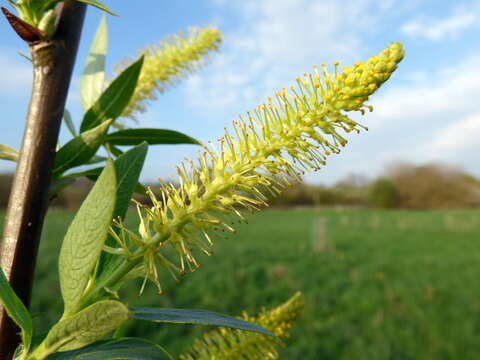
[[345, 52, 480, 180], [178, 0, 480, 183], [372, 54, 480, 124], [401, 3, 480, 40], [185, 0, 399, 117], [419, 113, 480, 160]]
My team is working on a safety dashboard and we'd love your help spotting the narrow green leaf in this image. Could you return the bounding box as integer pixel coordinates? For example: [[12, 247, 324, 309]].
[[70, 172, 147, 196], [63, 109, 77, 137], [58, 161, 116, 315], [80, 14, 108, 111], [63, 168, 103, 178], [111, 142, 148, 219], [130, 308, 276, 337], [63, 144, 147, 204], [80, 57, 144, 133], [95, 144, 148, 279], [43, 301, 129, 353], [40, 0, 61, 12], [45, 338, 171, 360], [108, 143, 123, 157], [13, 344, 24, 360], [76, 0, 118, 16], [64, 173, 146, 197], [54, 120, 111, 176], [0, 144, 19, 162], [0, 268, 33, 352], [105, 129, 201, 146], [134, 182, 147, 196]]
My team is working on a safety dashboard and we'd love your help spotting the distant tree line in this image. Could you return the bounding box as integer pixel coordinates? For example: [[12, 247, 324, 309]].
[[269, 162, 480, 209], [1, 162, 479, 210]]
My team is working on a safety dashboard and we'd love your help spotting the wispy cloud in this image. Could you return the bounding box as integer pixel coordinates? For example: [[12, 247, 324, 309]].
[[185, 0, 398, 117], [419, 113, 480, 160], [357, 52, 480, 178], [179, 0, 480, 183], [372, 54, 480, 125], [401, 3, 480, 40]]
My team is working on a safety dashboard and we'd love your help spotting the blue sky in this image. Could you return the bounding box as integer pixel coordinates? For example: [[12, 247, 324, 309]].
[[1, 0, 479, 185]]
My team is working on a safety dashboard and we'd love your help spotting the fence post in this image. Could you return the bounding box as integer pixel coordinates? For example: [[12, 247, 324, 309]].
[[312, 216, 329, 252]]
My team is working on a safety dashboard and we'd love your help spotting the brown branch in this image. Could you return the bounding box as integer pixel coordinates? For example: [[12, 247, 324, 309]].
[[0, 2, 86, 358]]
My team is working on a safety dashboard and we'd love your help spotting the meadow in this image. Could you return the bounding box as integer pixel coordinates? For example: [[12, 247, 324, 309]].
[[2, 208, 480, 359]]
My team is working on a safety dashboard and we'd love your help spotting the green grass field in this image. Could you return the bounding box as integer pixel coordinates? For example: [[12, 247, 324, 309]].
[[2, 209, 480, 359]]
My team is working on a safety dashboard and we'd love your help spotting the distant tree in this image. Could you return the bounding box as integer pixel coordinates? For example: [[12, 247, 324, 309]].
[[331, 173, 369, 206], [386, 162, 479, 208], [269, 183, 316, 207], [368, 177, 398, 208], [312, 185, 338, 206]]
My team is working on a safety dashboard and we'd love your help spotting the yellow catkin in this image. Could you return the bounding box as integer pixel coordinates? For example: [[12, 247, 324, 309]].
[[180, 292, 304, 360], [119, 27, 222, 119], [114, 43, 404, 289]]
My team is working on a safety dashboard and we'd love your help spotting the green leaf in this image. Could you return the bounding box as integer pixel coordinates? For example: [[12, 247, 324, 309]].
[[13, 344, 24, 360], [63, 168, 103, 179], [72, 172, 146, 197], [45, 338, 171, 360], [105, 129, 201, 146], [107, 143, 123, 157], [111, 142, 148, 219], [76, 0, 118, 16], [58, 161, 116, 315], [130, 308, 276, 337], [80, 56, 144, 133], [54, 120, 111, 176], [63, 144, 148, 204], [95, 144, 148, 279], [43, 300, 129, 353], [63, 109, 77, 137], [80, 14, 108, 112], [0, 268, 33, 353], [134, 182, 147, 196], [0, 144, 19, 162], [64, 174, 145, 197]]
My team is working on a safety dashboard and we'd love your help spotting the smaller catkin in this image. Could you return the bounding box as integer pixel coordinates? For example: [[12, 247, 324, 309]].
[[180, 292, 304, 360], [119, 27, 222, 119]]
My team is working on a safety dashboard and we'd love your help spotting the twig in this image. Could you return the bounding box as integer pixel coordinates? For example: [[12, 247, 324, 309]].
[[0, 2, 86, 358]]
